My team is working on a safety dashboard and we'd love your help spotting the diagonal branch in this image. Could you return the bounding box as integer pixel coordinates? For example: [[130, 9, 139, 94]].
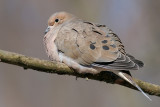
[[0, 49, 160, 97]]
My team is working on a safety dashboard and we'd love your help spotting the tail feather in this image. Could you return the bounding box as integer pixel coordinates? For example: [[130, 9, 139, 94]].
[[127, 54, 144, 68], [112, 71, 152, 101]]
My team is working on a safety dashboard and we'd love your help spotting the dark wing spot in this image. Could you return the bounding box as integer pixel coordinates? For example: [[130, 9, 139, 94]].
[[96, 24, 106, 27], [101, 40, 108, 43], [90, 44, 96, 50], [76, 44, 79, 47], [102, 45, 109, 50], [72, 28, 78, 33], [83, 21, 94, 25], [58, 50, 64, 53], [110, 44, 116, 48], [93, 30, 102, 35]]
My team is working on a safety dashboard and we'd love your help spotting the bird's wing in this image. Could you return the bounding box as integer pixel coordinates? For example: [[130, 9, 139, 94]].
[[55, 19, 143, 70], [91, 23, 144, 70]]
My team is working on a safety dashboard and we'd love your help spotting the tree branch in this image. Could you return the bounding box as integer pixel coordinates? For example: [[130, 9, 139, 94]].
[[0, 49, 160, 97]]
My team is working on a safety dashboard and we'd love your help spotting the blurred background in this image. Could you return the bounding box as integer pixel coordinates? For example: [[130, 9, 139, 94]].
[[0, 0, 160, 107]]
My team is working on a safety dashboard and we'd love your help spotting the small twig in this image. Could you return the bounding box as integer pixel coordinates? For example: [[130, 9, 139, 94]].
[[0, 49, 160, 97]]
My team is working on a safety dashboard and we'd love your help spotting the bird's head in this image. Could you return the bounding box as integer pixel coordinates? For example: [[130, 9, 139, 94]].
[[45, 11, 74, 34]]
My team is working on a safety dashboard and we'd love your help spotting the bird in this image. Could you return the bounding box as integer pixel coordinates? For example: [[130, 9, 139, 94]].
[[43, 11, 151, 100]]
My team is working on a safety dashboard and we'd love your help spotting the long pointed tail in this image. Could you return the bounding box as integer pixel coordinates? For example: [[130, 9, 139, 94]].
[[112, 71, 152, 101]]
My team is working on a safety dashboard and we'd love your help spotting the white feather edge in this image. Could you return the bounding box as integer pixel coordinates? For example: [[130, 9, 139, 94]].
[[118, 72, 152, 101]]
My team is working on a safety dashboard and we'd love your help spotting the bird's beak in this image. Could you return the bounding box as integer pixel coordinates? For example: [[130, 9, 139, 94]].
[[44, 26, 50, 34]]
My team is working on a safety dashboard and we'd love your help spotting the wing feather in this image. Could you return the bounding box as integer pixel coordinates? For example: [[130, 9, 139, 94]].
[[92, 53, 139, 70], [55, 20, 143, 70]]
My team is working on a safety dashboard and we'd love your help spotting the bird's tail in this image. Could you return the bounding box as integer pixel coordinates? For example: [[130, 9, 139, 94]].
[[112, 70, 152, 101]]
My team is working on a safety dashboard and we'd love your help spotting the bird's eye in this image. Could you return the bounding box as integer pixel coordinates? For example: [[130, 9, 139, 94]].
[[55, 19, 59, 22]]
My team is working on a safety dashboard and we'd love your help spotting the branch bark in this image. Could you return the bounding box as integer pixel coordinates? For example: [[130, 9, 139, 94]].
[[0, 49, 160, 97]]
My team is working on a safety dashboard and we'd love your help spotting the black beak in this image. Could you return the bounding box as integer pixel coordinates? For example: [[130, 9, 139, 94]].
[[44, 26, 50, 34]]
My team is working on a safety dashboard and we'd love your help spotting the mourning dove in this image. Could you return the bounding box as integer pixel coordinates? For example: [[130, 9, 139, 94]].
[[44, 11, 151, 100]]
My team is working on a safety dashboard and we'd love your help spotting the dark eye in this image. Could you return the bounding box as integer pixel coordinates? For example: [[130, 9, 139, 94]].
[[55, 19, 59, 22]]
